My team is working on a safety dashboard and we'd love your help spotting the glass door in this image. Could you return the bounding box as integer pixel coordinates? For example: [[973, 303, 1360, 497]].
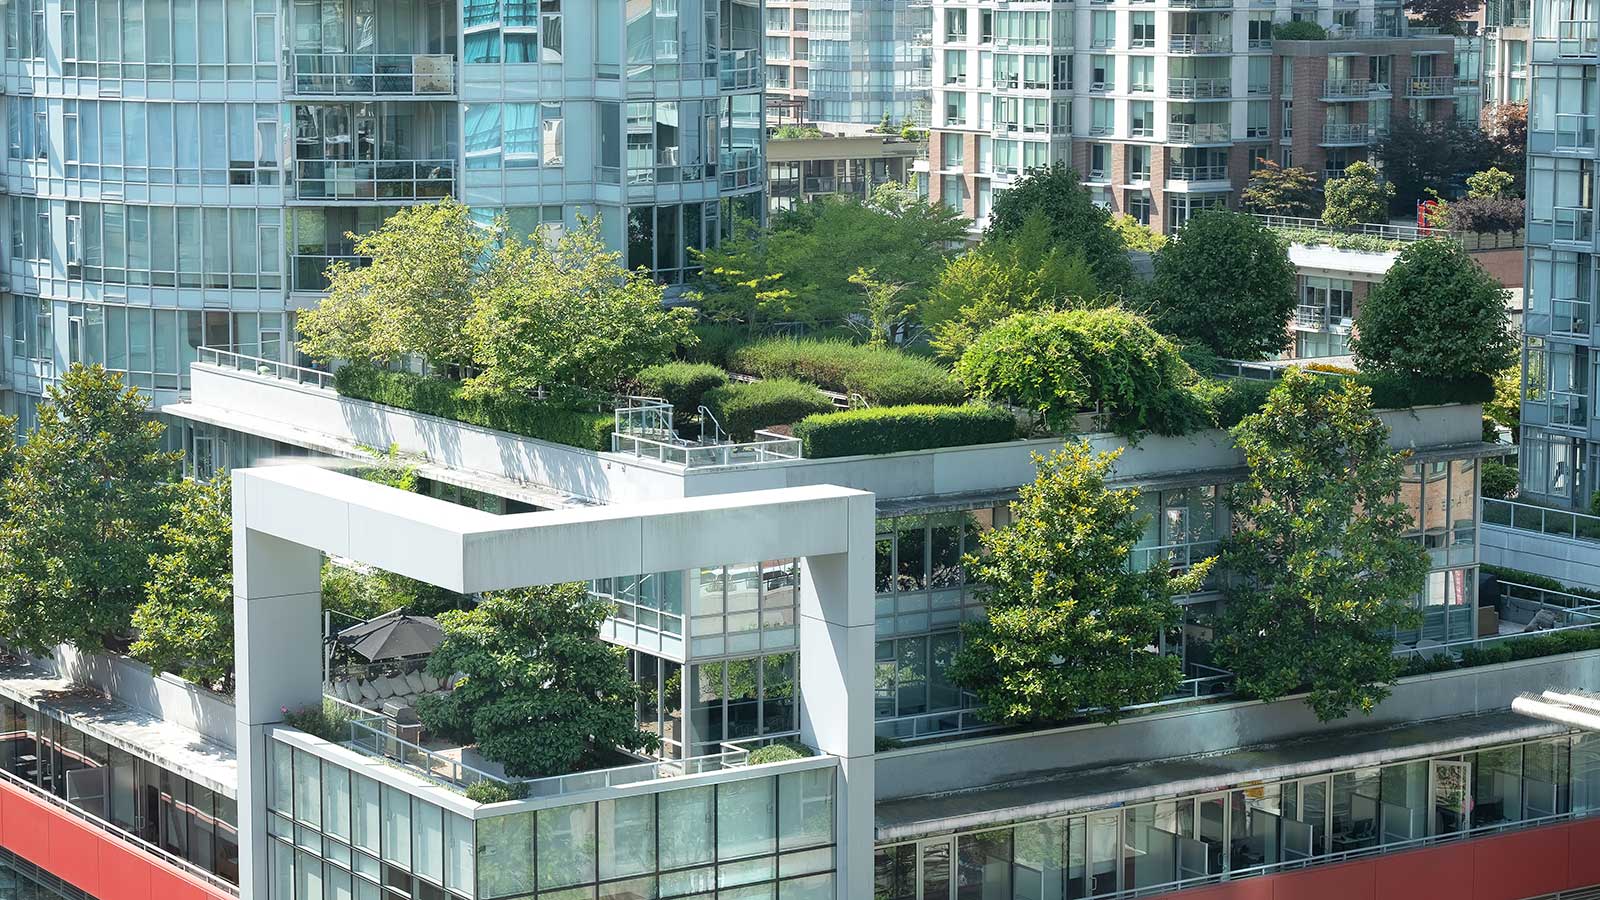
[[920, 837, 953, 900], [1430, 759, 1471, 835]]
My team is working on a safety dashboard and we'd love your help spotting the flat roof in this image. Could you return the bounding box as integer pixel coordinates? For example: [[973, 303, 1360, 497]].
[[0, 657, 237, 796], [875, 711, 1566, 842]]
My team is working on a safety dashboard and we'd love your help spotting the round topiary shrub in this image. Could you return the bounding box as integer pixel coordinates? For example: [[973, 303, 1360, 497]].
[[702, 379, 834, 441]]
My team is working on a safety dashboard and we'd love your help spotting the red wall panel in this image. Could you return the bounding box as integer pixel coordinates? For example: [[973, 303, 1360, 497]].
[[0, 777, 231, 900], [1162, 819, 1600, 900]]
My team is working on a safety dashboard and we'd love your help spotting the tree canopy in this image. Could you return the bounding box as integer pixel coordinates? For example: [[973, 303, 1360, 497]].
[[416, 585, 656, 778], [1322, 161, 1394, 229], [950, 443, 1212, 724], [1150, 210, 1297, 360], [0, 365, 179, 654], [1242, 160, 1322, 218], [131, 477, 234, 691], [1213, 368, 1428, 721], [1481, 102, 1528, 184], [985, 164, 1135, 292], [1375, 117, 1492, 213], [1351, 239, 1516, 379]]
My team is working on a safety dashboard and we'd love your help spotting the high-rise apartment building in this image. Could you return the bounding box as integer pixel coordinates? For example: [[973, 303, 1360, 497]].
[[1484, 0, 1533, 106], [764, 0, 933, 129], [0, 0, 768, 429], [920, 0, 1459, 233], [1517, 0, 1597, 509]]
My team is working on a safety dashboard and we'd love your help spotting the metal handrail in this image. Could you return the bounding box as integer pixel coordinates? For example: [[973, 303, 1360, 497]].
[[1322, 122, 1376, 144], [0, 765, 239, 895], [1483, 498, 1600, 544], [196, 346, 335, 389], [1168, 122, 1231, 142], [1392, 617, 1600, 661], [610, 430, 803, 468], [293, 158, 456, 201], [1169, 77, 1231, 98], [1407, 75, 1458, 96], [1170, 34, 1232, 52], [288, 52, 457, 95], [1253, 213, 1450, 243]]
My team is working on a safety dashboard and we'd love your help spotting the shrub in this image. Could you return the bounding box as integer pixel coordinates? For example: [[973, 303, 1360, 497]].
[[1208, 378, 1278, 428], [1444, 195, 1525, 234], [1480, 564, 1600, 603], [685, 323, 749, 367], [747, 741, 813, 765], [335, 365, 615, 451], [793, 404, 1017, 458], [1481, 460, 1518, 499], [1356, 371, 1496, 409], [465, 779, 529, 804], [635, 362, 729, 417], [1267, 226, 1409, 253], [1273, 20, 1327, 39], [282, 699, 359, 743], [702, 379, 834, 440], [728, 339, 964, 406]]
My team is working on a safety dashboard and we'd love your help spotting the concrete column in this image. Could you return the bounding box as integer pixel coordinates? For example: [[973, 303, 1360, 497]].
[[233, 472, 324, 900], [798, 491, 876, 900]]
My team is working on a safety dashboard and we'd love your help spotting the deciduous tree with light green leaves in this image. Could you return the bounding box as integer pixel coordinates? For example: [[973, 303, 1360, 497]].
[[1212, 367, 1429, 721], [1351, 239, 1516, 380], [1321, 161, 1395, 230], [416, 585, 656, 778], [132, 477, 234, 692], [0, 365, 180, 654], [1150, 209, 1297, 360], [297, 199, 488, 371], [950, 443, 1214, 724], [985, 163, 1135, 293], [465, 218, 695, 399]]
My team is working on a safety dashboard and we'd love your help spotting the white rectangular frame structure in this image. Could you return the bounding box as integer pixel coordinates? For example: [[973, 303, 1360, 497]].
[[232, 464, 877, 900]]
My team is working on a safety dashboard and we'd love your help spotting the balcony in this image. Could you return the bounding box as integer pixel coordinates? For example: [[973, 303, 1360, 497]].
[[1168, 0, 1232, 8], [1169, 34, 1232, 53], [1168, 77, 1231, 99], [288, 53, 456, 96], [1320, 122, 1376, 145], [1167, 163, 1229, 181], [1294, 304, 1354, 331], [1553, 113, 1599, 151], [292, 159, 455, 201], [1406, 75, 1457, 97], [1553, 206, 1596, 244], [1557, 20, 1600, 56], [1321, 78, 1390, 100], [1168, 122, 1231, 143]]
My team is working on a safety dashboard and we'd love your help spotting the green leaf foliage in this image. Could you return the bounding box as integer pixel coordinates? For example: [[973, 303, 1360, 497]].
[[1108, 214, 1168, 252], [635, 362, 730, 418], [792, 404, 1018, 458], [334, 365, 615, 451], [0, 365, 180, 654], [702, 379, 835, 441], [950, 443, 1211, 723], [1352, 240, 1517, 380], [465, 219, 695, 398], [1242, 160, 1323, 218], [747, 741, 813, 765], [727, 339, 964, 405], [1151, 210, 1297, 360], [1272, 19, 1327, 38], [416, 585, 657, 779], [131, 477, 235, 692], [1212, 368, 1429, 721], [954, 308, 1211, 437], [464, 780, 529, 804], [985, 164, 1134, 293], [923, 212, 1103, 362], [1480, 460, 1518, 499], [1321, 161, 1394, 230]]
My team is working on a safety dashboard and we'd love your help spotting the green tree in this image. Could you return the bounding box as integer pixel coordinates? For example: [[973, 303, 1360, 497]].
[[694, 194, 968, 328], [131, 477, 234, 691], [985, 163, 1135, 292], [950, 443, 1213, 724], [1150, 210, 1297, 360], [466, 219, 695, 398], [847, 268, 914, 347], [1213, 368, 1429, 721], [955, 307, 1210, 437], [416, 585, 656, 778], [923, 212, 1102, 361], [1467, 166, 1517, 199], [1109, 214, 1168, 252], [1484, 364, 1521, 442], [1322, 161, 1394, 229], [1375, 117, 1492, 213], [0, 365, 179, 653], [1350, 239, 1516, 379], [1481, 102, 1528, 184], [1241, 159, 1323, 218], [297, 199, 487, 371]]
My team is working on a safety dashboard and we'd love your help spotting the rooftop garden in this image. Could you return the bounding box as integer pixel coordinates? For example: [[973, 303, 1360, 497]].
[[272, 174, 1506, 464]]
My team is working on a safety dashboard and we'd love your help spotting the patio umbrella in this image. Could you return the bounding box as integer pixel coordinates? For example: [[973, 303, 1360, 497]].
[[337, 610, 445, 662]]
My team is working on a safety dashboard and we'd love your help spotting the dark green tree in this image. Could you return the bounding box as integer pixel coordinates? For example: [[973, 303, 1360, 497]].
[[0, 365, 180, 653], [950, 443, 1213, 724], [1351, 239, 1516, 379], [1213, 368, 1429, 721], [985, 163, 1135, 292], [1375, 117, 1493, 213], [1150, 210, 1297, 360], [1241, 159, 1323, 218], [417, 585, 657, 778], [131, 477, 234, 691]]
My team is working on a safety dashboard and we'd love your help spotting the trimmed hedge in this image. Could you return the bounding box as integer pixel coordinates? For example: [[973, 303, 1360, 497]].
[[1480, 564, 1600, 603], [729, 339, 965, 406], [635, 362, 728, 417], [334, 365, 615, 451], [793, 404, 1018, 459], [747, 741, 813, 765], [1208, 369, 1495, 429], [464, 780, 529, 804], [702, 379, 834, 441], [684, 323, 749, 368]]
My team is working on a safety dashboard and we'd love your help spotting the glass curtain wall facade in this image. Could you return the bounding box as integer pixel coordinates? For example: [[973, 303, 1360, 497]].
[[1521, 14, 1599, 506], [0, 0, 764, 431], [804, 0, 933, 127]]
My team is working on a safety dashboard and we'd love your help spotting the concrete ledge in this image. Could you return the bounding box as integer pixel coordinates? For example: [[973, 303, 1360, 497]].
[[1482, 523, 1600, 590]]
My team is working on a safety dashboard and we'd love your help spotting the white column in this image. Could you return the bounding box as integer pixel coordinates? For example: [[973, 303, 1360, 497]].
[[798, 491, 876, 900], [233, 472, 324, 900]]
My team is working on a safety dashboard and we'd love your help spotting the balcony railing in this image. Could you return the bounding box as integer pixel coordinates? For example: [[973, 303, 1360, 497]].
[[293, 159, 455, 200], [1551, 297, 1593, 336], [1321, 122, 1376, 144], [292, 253, 362, 292], [1553, 206, 1597, 244], [1484, 498, 1600, 544], [288, 53, 456, 96], [1168, 0, 1232, 8], [1253, 212, 1451, 242], [1294, 304, 1353, 331], [1407, 75, 1458, 97], [1169, 77, 1231, 98], [1168, 122, 1230, 143], [1321, 77, 1389, 98], [1558, 20, 1600, 56], [197, 346, 335, 389], [1167, 163, 1229, 181], [1553, 112, 1598, 150], [1170, 34, 1232, 52]]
